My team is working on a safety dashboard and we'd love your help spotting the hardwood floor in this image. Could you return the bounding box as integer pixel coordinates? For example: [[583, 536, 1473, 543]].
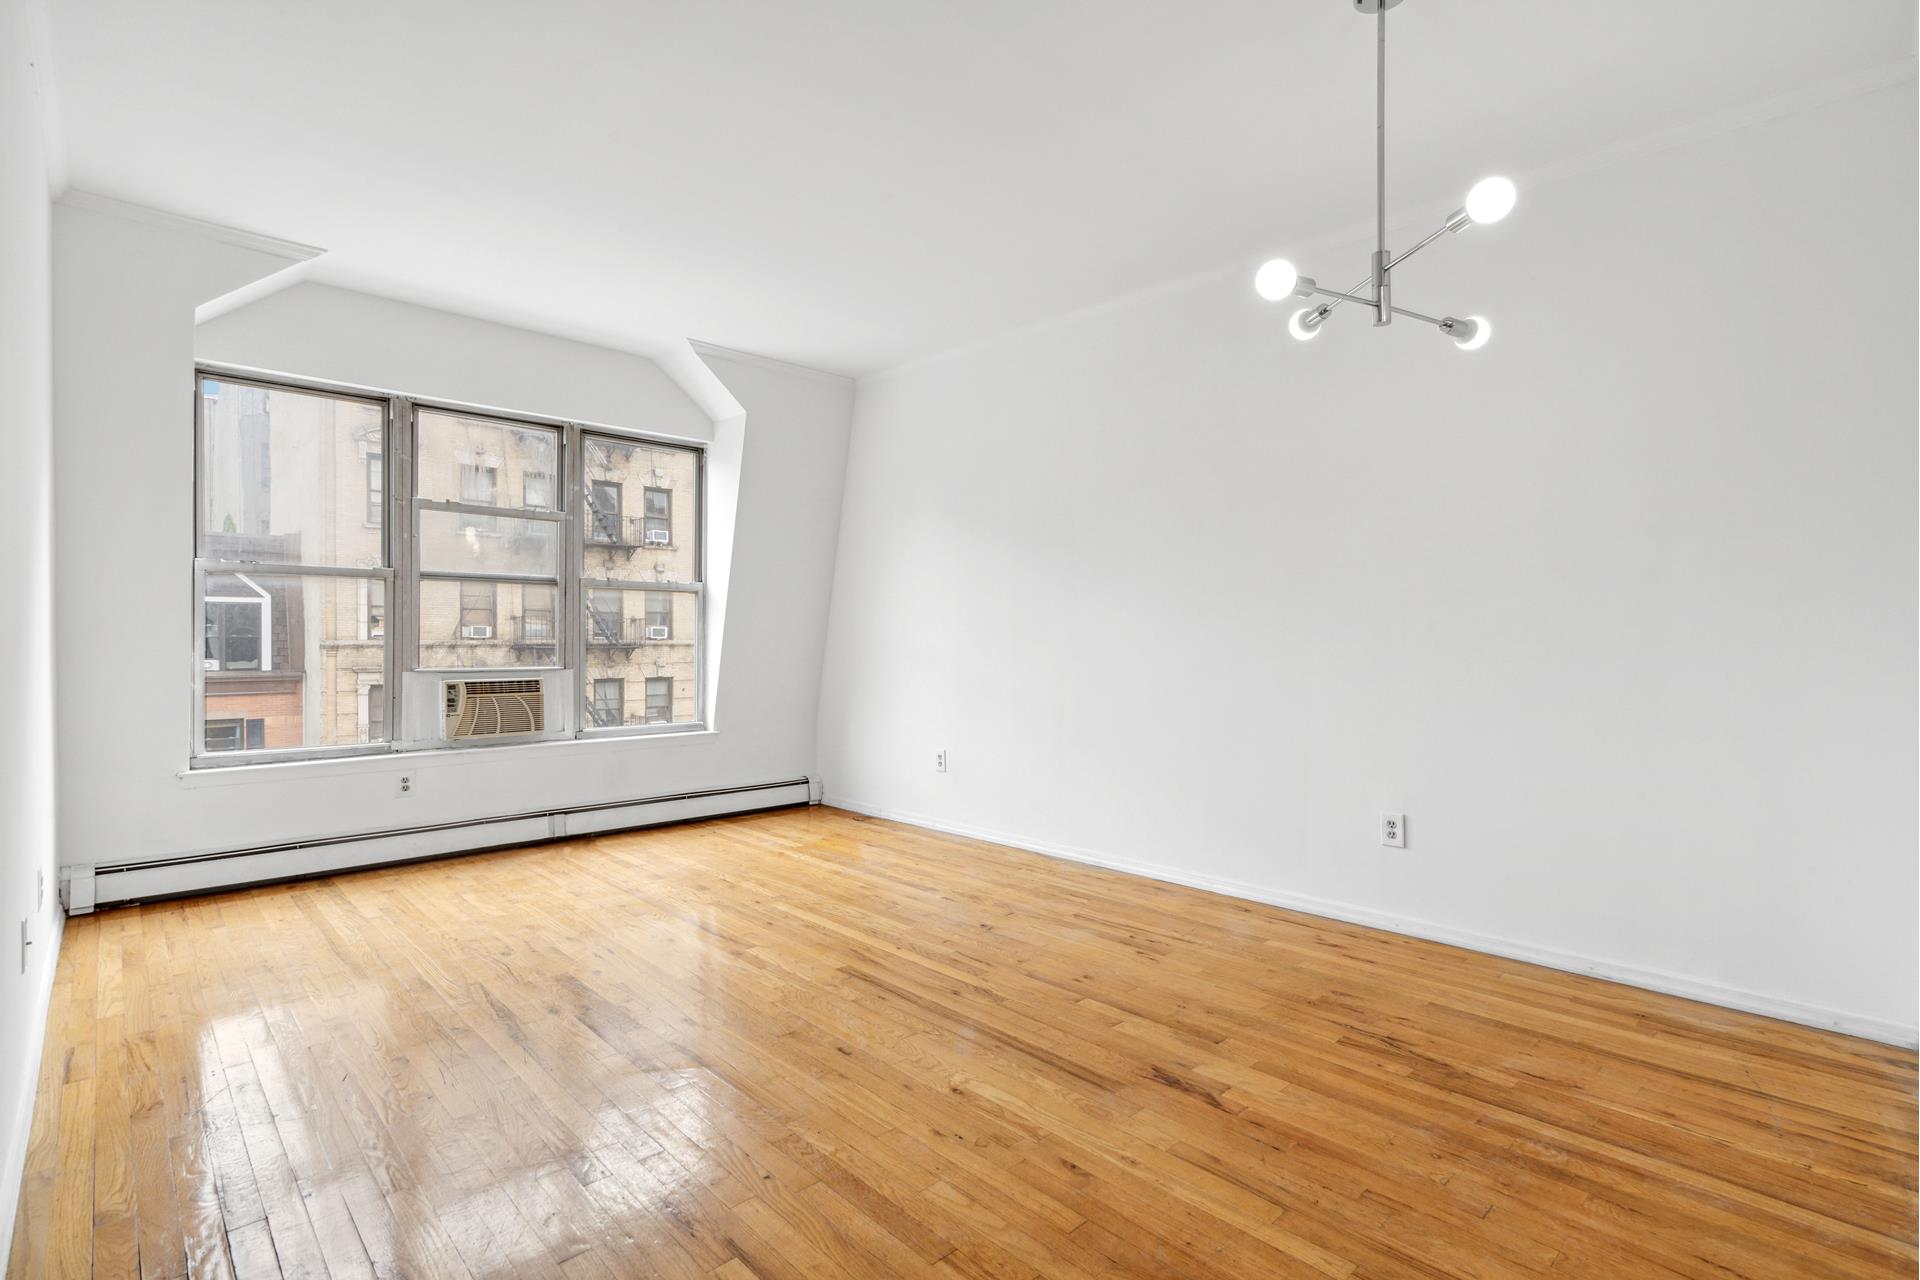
[[8, 806, 1915, 1279]]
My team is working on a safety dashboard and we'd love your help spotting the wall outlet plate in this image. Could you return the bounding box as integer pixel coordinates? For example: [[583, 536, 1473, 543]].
[[934, 750, 948, 774], [1380, 812, 1406, 848], [396, 774, 415, 797]]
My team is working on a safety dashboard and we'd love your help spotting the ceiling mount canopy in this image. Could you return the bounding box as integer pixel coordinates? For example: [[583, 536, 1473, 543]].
[[1254, 0, 1515, 351]]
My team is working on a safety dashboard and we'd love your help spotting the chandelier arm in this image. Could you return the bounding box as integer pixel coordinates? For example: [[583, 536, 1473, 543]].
[[1389, 304, 1448, 327], [1308, 284, 1378, 307], [1384, 212, 1472, 272]]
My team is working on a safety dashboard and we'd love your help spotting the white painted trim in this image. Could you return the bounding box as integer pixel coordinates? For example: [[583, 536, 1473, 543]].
[[195, 259, 319, 326], [0, 910, 63, 1266], [823, 796, 1919, 1049], [55, 190, 324, 263], [691, 340, 855, 386]]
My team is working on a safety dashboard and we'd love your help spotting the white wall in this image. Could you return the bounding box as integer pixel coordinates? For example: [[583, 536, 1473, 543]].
[[0, 0, 60, 1259], [53, 223, 853, 879], [819, 83, 1919, 1044]]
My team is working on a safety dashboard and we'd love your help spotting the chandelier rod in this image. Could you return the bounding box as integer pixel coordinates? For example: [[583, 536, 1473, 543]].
[[1377, 4, 1387, 262]]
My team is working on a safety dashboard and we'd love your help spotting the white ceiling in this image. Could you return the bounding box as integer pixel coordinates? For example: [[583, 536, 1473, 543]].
[[46, 0, 1915, 376]]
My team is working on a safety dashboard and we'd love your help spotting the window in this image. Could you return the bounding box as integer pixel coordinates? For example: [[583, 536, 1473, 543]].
[[459, 463, 498, 506], [581, 435, 700, 730], [205, 718, 265, 752], [590, 678, 624, 728], [521, 584, 554, 642], [204, 595, 265, 671], [643, 487, 671, 546], [644, 591, 672, 640], [459, 581, 497, 635], [645, 677, 673, 724], [194, 368, 702, 765], [196, 374, 391, 761], [588, 480, 622, 544], [587, 588, 624, 645], [523, 471, 553, 510], [365, 453, 383, 525], [416, 409, 562, 671]]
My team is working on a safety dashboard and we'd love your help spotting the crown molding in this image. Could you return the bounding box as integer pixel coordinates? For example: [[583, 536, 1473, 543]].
[[56, 190, 324, 264], [690, 340, 853, 386]]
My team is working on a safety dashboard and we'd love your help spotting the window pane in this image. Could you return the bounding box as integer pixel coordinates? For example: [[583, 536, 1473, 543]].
[[416, 410, 558, 511], [582, 436, 698, 583], [199, 573, 388, 752], [588, 677, 625, 728], [645, 677, 674, 724], [419, 577, 558, 668], [418, 509, 559, 576], [582, 588, 697, 726], [199, 377, 386, 568]]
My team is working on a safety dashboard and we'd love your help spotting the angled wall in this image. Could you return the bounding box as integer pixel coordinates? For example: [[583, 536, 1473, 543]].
[[52, 214, 853, 887], [819, 82, 1920, 1043]]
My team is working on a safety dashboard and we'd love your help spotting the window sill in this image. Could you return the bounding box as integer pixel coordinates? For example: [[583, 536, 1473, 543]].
[[178, 726, 717, 786]]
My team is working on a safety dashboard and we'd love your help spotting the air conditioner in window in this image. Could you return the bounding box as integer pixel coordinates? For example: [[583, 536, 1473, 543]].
[[461, 624, 495, 640], [443, 678, 545, 741], [644, 625, 670, 641], [643, 529, 671, 546]]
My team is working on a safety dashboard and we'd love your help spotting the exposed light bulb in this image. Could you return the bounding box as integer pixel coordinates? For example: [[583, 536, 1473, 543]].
[[1288, 308, 1324, 341], [1254, 258, 1300, 302], [1463, 176, 1517, 225], [1446, 315, 1492, 351]]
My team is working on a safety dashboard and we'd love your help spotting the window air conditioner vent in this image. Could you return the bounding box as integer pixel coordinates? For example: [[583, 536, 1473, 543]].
[[644, 625, 670, 641], [461, 624, 495, 640], [643, 530, 671, 546], [444, 678, 545, 740]]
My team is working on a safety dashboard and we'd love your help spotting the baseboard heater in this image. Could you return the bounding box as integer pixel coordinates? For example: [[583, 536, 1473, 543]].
[[67, 777, 813, 913]]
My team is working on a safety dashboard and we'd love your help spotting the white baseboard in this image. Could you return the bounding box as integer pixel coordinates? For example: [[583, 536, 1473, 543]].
[[0, 908, 64, 1267], [824, 795, 1917, 1049], [88, 780, 813, 909]]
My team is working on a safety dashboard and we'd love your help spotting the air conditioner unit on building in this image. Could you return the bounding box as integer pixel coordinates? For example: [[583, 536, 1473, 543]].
[[644, 625, 670, 641], [644, 529, 671, 546], [461, 624, 495, 640], [443, 678, 545, 741]]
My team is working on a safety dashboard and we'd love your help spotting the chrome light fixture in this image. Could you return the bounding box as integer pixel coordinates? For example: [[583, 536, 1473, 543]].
[[1254, 0, 1515, 350]]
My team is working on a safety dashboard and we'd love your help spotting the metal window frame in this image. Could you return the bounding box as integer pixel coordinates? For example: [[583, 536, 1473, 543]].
[[191, 367, 399, 769], [412, 405, 567, 674], [574, 428, 705, 739], [191, 363, 708, 768]]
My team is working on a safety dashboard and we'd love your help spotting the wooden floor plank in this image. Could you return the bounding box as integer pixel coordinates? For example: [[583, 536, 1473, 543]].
[[7, 806, 1915, 1278]]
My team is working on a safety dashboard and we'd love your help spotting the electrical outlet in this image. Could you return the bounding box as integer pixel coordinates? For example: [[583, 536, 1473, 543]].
[[20, 919, 30, 975], [1380, 812, 1406, 848], [396, 773, 415, 798], [934, 750, 948, 774], [36, 869, 43, 908]]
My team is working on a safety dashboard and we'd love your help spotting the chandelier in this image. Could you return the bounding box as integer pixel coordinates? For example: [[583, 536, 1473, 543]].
[[1253, 0, 1516, 350]]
